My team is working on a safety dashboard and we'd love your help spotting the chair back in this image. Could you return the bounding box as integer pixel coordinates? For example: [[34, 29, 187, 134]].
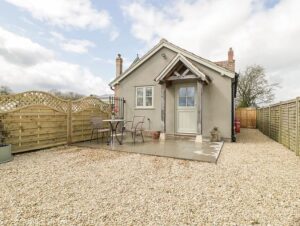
[[90, 117, 103, 129], [132, 116, 145, 130]]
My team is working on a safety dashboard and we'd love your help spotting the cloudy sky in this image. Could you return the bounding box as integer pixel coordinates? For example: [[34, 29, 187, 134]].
[[0, 0, 299, 101]]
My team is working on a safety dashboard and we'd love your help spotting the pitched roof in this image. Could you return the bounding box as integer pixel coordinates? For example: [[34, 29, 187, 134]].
[[109, 39, 235, 87], [154, 53, 209, 83]]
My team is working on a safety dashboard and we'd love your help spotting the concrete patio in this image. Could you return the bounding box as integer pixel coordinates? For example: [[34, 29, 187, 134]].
[[74, 135, 223, 163]]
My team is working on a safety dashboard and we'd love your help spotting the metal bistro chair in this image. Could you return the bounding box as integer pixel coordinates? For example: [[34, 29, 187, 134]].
[[122, 116, 145, 144], [90, 117, 110, 143]]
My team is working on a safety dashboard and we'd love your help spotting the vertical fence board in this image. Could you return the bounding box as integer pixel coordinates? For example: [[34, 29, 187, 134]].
[[257, 98, 300, 158], [288, 101, 296, 152], [235, 108, 256, 128], [296, 98, 300, 156]]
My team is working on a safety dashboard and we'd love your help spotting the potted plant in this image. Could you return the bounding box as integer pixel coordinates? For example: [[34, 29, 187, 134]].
[[111, 111, 115, 120], [111, 106, 119, 120], [0, 118, 13, 164], [152, 131, 161, 139]]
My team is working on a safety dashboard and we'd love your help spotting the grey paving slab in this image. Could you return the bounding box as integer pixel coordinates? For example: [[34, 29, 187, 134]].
[[74, 136, 223, 163]]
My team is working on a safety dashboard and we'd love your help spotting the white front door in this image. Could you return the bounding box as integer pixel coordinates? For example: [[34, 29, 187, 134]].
[[176, 84, 197, 134]]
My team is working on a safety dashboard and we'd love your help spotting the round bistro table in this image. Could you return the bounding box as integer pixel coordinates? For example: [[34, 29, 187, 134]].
[[102, 119, 125, 145]]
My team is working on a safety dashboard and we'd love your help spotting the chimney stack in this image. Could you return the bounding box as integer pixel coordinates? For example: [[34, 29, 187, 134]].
[[116, 53, 123, 77], [228, 47, 234, 62]]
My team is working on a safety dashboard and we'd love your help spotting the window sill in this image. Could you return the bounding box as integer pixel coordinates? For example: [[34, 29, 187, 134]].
[[135, 107, 155, 110]]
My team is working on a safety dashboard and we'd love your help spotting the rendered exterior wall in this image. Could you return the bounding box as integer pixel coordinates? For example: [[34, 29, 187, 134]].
[[191, 60, 232, 139], [117, 47, 177, 132], [117, 47, 232, 140]]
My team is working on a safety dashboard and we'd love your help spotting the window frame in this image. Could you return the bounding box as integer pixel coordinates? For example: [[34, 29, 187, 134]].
[[178, 86, 195, 107], [135, 86, 154, 109]]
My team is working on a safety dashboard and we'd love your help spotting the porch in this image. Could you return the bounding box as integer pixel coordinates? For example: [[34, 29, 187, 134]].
[[155, 54, 210, 141], [74, 135, 223, 163]]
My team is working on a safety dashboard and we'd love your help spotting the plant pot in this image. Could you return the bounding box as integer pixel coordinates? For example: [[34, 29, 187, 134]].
[[152, 131, 161, 139], [0, 144, 13, 164]]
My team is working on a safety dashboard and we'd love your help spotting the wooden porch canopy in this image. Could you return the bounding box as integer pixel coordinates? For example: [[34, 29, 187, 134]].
[[156, 54, 207, 142], [154, 54, 210, 84]]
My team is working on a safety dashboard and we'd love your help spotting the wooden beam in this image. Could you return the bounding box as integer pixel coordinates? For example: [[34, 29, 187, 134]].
[[160, 83, 167, 137], [167, 74, 197, 81], [182, 68, 189, 77], [195, 81, 203, 143], [174, 68, 190, 78], [174, 71, 181, 77], [197, 81, 203, 135]]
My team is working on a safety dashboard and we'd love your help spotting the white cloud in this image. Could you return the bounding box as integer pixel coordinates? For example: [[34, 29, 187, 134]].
[[123, 0, 300, 102], [109, 29, 119, 41], [0, 27, 111, 95], [0, 27, 54, 66], [50, 32, 95, 54], [5, 0, 111, 30], [93, 57, 114, 65], [93, 56, 130, 69], [61, 40, 95, 54]]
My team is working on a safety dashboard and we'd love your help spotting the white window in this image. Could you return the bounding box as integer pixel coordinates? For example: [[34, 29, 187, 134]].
[[136, 86, 154, 108]]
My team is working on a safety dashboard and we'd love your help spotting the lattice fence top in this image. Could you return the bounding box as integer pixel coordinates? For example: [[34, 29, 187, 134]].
[[0, 91, 69, 113], [0, 91, 111, 114], [72, 96, 110, 114]]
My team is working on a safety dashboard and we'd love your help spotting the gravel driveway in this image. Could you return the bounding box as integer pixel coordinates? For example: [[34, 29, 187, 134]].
[[1, 129, 300, 225]]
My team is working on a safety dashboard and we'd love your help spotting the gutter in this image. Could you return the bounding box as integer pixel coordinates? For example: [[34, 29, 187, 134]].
[[231, 73, 239, 142]]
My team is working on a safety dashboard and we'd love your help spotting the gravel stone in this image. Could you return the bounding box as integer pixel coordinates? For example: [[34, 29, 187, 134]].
[[0, 129, 299, 225]]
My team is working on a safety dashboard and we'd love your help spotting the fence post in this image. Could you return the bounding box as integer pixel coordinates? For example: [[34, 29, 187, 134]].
[[296, 97, 299, 156], [262, 108, 265, 133], [279, 102, 282, 144], [287, 102, 290, 149], [269, 106, 271, 137], [256, 109, 259, 130], [67, 100, 72, 144]]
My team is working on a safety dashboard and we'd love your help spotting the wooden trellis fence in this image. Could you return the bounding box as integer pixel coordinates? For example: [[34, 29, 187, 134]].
[[0, 91, 111, 153], [257, 97, 300, 157]]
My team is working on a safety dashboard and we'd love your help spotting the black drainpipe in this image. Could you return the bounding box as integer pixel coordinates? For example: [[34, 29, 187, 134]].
[[231, 73, 239, 142]]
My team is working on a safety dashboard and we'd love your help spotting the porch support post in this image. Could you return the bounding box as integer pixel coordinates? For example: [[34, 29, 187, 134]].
[[159, 83, 166, 140], [195, 80, 203, 143]]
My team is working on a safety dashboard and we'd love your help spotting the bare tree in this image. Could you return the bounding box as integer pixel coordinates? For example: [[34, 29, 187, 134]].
[[0, 86, 13, 95], [237, 65, 278, 107], [49, 89, 85, 100]]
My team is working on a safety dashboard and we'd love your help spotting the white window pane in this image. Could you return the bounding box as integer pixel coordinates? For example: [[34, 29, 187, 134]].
[[145, 87, 152, 97], [187, 97, 195, 106], [186, 87, 195, 97], [179, 97, 186, 106], [136, 88, 143, 97], [137, 97, 143, 106], [146, 97, 152, 106]]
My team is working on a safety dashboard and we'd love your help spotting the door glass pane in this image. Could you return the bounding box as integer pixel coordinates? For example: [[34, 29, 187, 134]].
[[186, 87, 195, 97], [186, 97, 195, 106], [179, 97, 186, 106], [178, 86, 195, 107], [179, 87, 186, 98]]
